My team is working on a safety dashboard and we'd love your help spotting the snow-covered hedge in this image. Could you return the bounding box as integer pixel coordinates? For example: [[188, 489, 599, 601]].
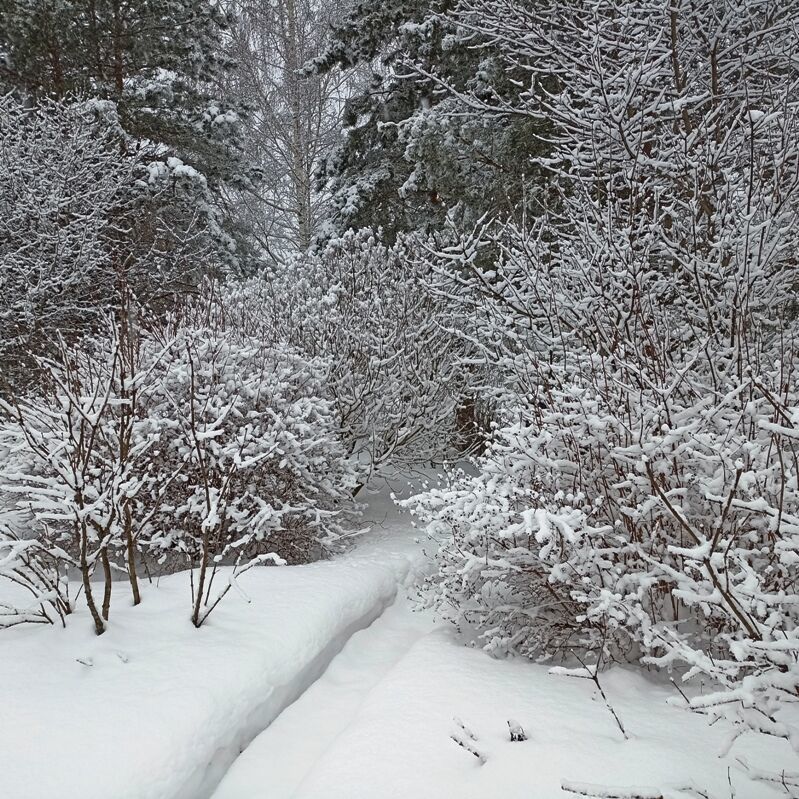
[[193, 229, 466, 481], [406, 372, 799, 753], [0, 323, 358, 631], [143, 330, 358, 569], [404, 0, 799, 753]]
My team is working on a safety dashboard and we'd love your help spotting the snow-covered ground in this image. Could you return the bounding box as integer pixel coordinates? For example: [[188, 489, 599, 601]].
[[1, 484, 795, 799], [214, 604, 793, 799], [213, 594, 435, 799], [0, 490, 422, 799], [236, 629, 792, 799]]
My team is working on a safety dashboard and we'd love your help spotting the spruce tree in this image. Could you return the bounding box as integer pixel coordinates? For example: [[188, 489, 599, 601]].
[[312, 0, 551, 240]]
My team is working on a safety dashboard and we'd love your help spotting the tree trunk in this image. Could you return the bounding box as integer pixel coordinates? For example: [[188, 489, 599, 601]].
[[80, 523, 105, 636], [124, 502, 141, 605], [113, 0, 124, 96], [283, 0, 313, 250], [192, 533, 210, 627], [100, 546, 112, 621]]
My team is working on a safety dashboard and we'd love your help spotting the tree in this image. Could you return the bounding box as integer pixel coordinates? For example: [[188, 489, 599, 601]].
[[311, 0, 551, 239], [0, 95, 130, 389], [0, 0, 249, 269], [0, 93, 234, 392], [224, 0, 351, 257], [0, 0, 239, 173], [406, 0, 799, 752]]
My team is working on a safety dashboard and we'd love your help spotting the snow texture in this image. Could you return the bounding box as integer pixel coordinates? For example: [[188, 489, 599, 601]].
[[0, 504, 420, 799], [223, 630, 792, 799]]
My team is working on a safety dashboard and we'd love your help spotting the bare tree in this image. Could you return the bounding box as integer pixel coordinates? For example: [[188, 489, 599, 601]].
[[225, 0, 353, 257]]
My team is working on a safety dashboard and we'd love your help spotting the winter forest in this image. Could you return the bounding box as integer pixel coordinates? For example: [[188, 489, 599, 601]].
[[1, 0, 798, 797]]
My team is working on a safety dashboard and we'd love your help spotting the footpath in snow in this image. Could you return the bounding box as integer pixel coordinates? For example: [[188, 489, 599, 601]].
[[213, 594, 435, 799], [236, 629, 792, 799], [1, 483, 795, 799]]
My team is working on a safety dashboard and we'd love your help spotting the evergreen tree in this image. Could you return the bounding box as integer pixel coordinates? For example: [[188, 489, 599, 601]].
[[0, 0, 251, 269], [312, 0, 550, 240]]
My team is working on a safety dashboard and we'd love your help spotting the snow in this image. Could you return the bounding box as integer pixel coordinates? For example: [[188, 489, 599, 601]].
[[0, 499, 421, 799], [1, 486, 795, 799], [213, 595, 435, 799], [220, 629, 792, 799]]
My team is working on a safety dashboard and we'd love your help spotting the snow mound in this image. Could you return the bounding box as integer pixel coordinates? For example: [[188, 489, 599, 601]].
[[0, 541, 417, 799]]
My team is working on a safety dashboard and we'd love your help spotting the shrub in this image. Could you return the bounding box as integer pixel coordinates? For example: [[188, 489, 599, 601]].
[[0, 321, 358, 631]]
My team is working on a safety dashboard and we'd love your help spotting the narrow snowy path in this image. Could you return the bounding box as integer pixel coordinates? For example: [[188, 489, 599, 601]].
[[212, 484, 436, 798], [212, 594, 435, 799]]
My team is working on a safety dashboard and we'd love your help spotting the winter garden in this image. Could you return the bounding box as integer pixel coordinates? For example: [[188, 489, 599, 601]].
[[1, 0, 799, 797]]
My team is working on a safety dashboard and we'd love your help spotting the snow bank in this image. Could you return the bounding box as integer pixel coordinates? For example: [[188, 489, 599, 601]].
[[0, 537, 416, 799]]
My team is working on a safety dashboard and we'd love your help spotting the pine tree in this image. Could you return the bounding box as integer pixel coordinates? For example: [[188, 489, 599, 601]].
[[2, 2, 238, 176], [0, 0, 251, 270]]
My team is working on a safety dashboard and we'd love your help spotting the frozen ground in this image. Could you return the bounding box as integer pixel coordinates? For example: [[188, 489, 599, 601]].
[[1, 482, 796, 799]]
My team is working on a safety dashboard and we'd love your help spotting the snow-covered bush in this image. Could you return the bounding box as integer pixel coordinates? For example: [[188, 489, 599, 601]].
[[0, 524, 72, 629], [0, 328, 167, 633], [409, 367, 799, 749], [0, 318, 358, 631], [191, 229, 466, 483], [404, 421, 591, 661], [0, 95, 130, 390], [139, 329, 358, 624], [405, 0, 799, 751]]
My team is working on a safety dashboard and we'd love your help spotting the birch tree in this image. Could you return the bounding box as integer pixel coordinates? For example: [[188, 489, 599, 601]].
[[226, 0, 351, 257]]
